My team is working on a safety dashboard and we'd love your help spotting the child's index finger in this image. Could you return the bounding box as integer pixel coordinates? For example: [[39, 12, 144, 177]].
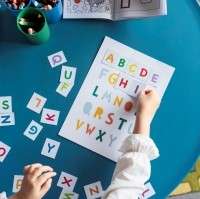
[[33, 165, 54, 178], [24, 163, 43, 173]]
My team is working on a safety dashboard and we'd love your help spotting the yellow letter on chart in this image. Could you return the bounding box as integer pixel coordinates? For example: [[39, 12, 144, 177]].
[[108, 73, 119, 86], [93, 107, 104, 119], [76, 119, 84, 130], [128, 63, 137, 76], [105, 53, 114, 64], [113, 96, 123, 107]]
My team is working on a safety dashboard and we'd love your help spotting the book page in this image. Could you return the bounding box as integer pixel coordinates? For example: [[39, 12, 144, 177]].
[[114, 0, 167, 20], [63, 0, 114, 19], [59, 36, 175, 162]]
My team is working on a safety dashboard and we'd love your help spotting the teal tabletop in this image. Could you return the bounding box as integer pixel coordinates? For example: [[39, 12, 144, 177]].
[[1, 0, 200, 198]]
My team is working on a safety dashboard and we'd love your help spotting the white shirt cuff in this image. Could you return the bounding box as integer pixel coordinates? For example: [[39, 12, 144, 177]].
[[119, 134, 160, 161], [0, 192, 7, 199]]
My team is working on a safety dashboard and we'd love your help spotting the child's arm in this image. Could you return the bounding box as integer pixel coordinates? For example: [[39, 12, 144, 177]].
[[102, 88, 160, 199], [9, 163, 56, 199]]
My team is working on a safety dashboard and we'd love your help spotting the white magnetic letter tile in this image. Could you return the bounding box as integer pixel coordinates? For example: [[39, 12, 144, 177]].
[[41, 138, 60, 159], [60, 66, 77, 84], [27, 93, 47, 114], [56, 82, 73, 98], [0, 96, 12, 113], [48, 51, 67, 68], [40, 108, 60, 125], [57, 171, 78, 191], [24, 120, 43, 141], [59, 189, 79, 199], [0, 112, 15, 126], [0, 141, 11, 162]]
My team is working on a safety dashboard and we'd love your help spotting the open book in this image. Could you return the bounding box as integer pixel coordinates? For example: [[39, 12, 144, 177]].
[[63, 0, 167, 20]]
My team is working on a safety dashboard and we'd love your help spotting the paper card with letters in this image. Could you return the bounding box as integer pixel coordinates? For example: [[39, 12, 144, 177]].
[[59, 36, 175, 162]]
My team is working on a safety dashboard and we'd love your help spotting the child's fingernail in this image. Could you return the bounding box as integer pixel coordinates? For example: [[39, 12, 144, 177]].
[[53, 172, 57, 176], [49, 166, 54, 169]]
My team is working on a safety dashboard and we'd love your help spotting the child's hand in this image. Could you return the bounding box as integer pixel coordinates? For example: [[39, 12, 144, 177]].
[[134, 88, 160, 136], [137, 87, 160, 120], [13, 163, 56, 199]]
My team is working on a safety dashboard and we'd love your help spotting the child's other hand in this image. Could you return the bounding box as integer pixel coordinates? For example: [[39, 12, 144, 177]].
[[15, 163, 56, 199], [134, 87, 160, 136]]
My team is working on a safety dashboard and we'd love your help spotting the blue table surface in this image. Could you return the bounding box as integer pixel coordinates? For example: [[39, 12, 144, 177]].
[[1, 0, 200, 198]]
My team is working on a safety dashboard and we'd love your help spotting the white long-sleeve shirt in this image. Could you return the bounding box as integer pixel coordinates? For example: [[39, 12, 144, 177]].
[[0, 192, 7, 199], [102, 134, 159, 199]]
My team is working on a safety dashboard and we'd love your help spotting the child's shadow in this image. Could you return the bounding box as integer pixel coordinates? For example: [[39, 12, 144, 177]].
[[0, 9, 28, 44]]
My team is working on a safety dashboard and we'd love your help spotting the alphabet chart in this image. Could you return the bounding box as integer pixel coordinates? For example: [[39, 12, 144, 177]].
[[59, 36, 175, 162]]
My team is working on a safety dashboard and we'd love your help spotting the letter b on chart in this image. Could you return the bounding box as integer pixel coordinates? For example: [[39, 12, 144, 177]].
[[48, 51, 67, 68], [139, 182, 156, 199], [27, 92, 47, 114]]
